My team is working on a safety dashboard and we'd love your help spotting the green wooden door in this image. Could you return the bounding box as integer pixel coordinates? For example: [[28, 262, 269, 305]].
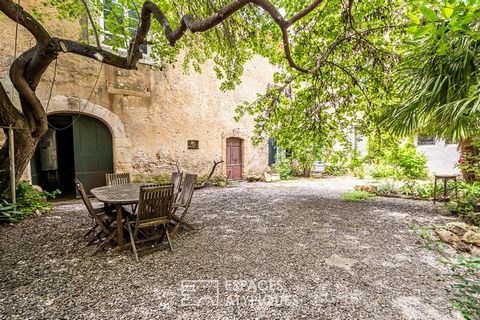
[[73, 116, 113, 193]]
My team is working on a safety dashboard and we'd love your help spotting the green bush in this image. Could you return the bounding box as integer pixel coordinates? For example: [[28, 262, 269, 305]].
[[324, 150, 349, 176], [415, 182, 444, 199], [376, 180, 398, 195], [273, 154, 292, 180], [323, 164, 348, 176], [366, 163, 399, 179], [0, 200, 24, 223], [388, 143, 428, 180], [447, 256, 480, 319], [1, 181, 60, 223], [365, 143, 428, 180], [447, 182, 480, 226], [341, 190, 375, 202]]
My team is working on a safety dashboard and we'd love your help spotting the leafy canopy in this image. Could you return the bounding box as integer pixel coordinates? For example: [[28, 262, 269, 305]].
[[384, 0, 480, 140], [38, 0, 431, 169]]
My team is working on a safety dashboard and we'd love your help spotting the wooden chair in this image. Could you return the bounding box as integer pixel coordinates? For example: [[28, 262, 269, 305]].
[[74, 179, 117, 252], [106, 172, 135, 212], [106, 172, 131, 186], [170, 173, 197, 237], [171, 171, 183, 200], [126, 185, 174, 261]]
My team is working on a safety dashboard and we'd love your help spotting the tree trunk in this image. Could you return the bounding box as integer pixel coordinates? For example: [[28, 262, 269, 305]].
[[303, 165, 311, 177], [459, 137, 480, 183], [0, 129, 38, 196], [0, 0, 326, 196], [0, 83, 39, 196]]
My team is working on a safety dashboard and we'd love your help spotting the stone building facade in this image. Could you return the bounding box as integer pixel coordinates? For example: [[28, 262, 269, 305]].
[[0, 1, 274, 193]]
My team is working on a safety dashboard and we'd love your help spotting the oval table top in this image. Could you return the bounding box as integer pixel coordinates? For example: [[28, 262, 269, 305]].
[[91, 183, 143, 204]]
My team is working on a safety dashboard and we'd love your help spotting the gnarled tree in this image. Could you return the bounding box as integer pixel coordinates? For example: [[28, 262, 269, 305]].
[[0, 0, 329, 195], [0, 0, 408, 194]]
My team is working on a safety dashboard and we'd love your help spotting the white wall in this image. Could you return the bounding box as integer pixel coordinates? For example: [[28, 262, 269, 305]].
[[416, 139, 460, 175]]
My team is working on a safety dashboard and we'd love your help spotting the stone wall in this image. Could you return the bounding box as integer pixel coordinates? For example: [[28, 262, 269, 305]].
[[0, 1, 274, 180]]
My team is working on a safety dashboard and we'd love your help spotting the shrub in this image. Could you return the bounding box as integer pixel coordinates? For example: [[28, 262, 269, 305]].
[[323, 164, 348, 176], [399, 179, 417, 196], [341, 190, 375, 202], [0, 181, 60, 223], [273, 153, 292, 180], [415, 182, 444, 199], [365, 143, 428, 180], [353, 167, 366, 179], [0, 200, 24, 223], [324, 150, 349, 176], [447, 182, 480, 226], [376, 180, 398, 195], [388, 143, 428, 180], [366, 163, 399, 179], [447, 256, 480, 319]]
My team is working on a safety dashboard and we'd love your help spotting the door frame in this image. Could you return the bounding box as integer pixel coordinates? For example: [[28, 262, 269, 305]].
[[225, 137, 243, 180], [221, 130, 247, 180], [43, 95, 133, 174]]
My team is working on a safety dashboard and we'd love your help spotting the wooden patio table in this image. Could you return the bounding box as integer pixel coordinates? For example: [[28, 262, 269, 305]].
[[91, 183, 143, 249]]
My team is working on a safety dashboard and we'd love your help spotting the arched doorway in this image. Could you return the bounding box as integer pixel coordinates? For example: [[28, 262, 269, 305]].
[[226, 137, 243, 180], [31, 114, 113, 197]]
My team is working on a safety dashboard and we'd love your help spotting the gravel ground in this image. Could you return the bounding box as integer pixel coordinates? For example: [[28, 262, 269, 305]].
[[0, 177, 466, 320]]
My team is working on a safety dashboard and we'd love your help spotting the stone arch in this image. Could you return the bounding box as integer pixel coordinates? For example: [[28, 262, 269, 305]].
[[46, 95, 132, 172], [221, 128, 248, 178]]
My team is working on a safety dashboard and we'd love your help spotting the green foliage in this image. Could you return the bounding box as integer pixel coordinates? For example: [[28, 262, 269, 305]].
[[416, 182, 442, 198], [457, 137, 480, 183], [366, 163, 400, 179], [376, 180, 399, 195], [448, 182, 480, 225], [273, 153, 292, 180], [365, 143, 428, 180], [0, 181, 60, 223], [0, 200, 24, 223], [447, 256, 480, 319], [377, 180, 448, 199], [234, 0, 407, 170], [384, 0, 480, 141], [323, 165, 347, 176], [341, 191, 375, 202], [388, 143, 428, 179], [399, 179, 417, 196], [323, 150, 349, 176]]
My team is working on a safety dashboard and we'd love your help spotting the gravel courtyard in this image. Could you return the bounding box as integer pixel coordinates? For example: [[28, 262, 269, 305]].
[[0, 178, 465, 320]]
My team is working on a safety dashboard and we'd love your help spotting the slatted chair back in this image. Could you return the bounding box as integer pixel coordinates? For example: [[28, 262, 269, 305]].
[[106, 173, 131, 186], [74, 179, 112, 236], [176, 173, 197, 207], [136, 185, 174, 224], [171, 172, 183, 198]]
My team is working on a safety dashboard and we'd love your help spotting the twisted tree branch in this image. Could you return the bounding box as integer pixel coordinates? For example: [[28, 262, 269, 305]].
[[0, 0, 331, 191]]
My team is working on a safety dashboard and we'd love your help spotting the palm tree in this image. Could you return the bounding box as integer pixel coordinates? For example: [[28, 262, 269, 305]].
[[383, 2, 480, 182]]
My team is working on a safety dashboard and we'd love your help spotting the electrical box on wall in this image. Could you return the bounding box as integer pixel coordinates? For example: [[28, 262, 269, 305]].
[[39, 128, 58, 171]]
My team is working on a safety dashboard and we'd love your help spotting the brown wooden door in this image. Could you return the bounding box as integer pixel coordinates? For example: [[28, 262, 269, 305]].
[[226, 138, 242, 180]]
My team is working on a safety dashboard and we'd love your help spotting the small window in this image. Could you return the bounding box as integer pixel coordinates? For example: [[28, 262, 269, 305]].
[[187, 140, 199, 149], [445, 138, 457, 145], [417, 134, 436, 146], [101, 0, 148, 55]]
